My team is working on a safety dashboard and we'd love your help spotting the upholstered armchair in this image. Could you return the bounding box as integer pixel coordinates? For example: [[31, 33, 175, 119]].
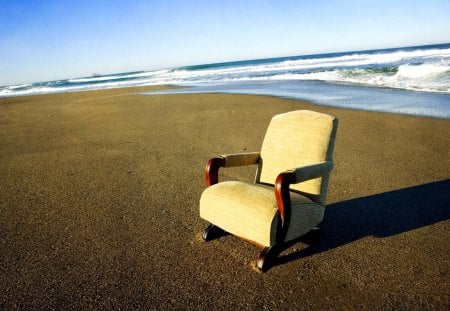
[[199, 110, 338, 271]]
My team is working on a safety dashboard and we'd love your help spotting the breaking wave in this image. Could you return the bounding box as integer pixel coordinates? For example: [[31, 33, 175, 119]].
[[1, 43, 449, 97]]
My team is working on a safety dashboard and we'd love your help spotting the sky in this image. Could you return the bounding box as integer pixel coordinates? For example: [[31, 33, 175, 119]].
[[1, 0, 450, 86]]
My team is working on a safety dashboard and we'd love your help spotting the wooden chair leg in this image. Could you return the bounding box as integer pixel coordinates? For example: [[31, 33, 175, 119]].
[[257, 228, 322, 272], [257, 244, 283, 272], [202, 224, 227, 241]]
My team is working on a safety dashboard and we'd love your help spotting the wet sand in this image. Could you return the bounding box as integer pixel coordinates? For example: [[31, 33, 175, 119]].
[[0, 86, 449, 309]]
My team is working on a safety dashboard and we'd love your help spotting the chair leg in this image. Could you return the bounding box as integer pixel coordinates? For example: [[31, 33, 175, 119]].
[[202, 224, 227, 241], [256, 244, 283, 272], [257, 228, 322, 272]]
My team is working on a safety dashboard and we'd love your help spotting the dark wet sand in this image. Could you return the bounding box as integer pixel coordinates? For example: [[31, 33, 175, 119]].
[[1, 86, 449, 309]]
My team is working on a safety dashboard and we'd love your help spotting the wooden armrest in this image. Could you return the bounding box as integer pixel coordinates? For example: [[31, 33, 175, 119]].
[[205, 157, 225, 187], [274, 161, 333, 241], [274, 171, 295, 231], [204, 152, 260, 187]]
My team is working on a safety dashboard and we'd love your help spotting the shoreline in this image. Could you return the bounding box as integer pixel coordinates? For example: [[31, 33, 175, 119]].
[[142, 81, 450, 120], [3, 81, 450, 120], [1, 87, 449, 308]]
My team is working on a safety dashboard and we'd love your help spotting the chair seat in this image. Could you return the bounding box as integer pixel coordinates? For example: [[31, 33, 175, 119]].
[[200, 181, 325, 247]]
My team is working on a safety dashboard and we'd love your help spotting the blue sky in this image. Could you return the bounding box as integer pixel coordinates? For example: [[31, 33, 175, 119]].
[[1, 0, 450, 86]]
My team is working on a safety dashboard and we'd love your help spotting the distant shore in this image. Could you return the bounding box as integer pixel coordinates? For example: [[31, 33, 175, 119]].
[[1, 86, 449, 309]]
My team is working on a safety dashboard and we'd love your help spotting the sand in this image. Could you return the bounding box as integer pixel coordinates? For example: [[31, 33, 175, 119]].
[[0, 86, 449, 309]]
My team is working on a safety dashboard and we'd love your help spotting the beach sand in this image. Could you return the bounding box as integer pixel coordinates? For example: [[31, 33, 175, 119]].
[[1, 86, 449, 309]]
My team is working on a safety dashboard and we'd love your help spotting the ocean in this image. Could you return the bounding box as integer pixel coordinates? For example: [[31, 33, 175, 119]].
[[1, 43, 450, 119]]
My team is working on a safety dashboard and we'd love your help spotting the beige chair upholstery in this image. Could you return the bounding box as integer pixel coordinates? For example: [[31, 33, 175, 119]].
[[258, 110, 337, 205], [199, 110, 338, 271], [201, 181, 324, 247]]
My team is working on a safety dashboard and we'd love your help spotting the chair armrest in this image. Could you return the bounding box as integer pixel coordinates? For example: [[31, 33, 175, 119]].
[[222, 152, 261, 167], [292, 161, 333, 183], [274, 161, 333, 240], [274, 171, 296, 232], [205, 152, 261, 187]]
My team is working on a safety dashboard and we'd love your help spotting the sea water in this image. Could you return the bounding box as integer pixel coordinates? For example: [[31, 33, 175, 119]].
[[1, 43, 449, 119]]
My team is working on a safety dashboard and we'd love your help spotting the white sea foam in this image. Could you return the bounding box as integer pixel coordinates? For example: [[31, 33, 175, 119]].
[[177, 63, 449, 93], [68, 75, 126, 83], [144, 47, 450, 94], [170, 47, 450, 79], [395, 63, 449, 78]]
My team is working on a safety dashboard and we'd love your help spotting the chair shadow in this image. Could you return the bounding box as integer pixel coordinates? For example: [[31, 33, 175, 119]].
[[276, 179, 450, 266]]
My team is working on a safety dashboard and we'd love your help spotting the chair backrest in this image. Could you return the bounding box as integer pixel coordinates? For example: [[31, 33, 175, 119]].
[[256, 110, 338, 205]]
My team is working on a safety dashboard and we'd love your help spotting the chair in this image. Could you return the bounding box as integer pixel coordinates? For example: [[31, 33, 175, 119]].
[[199, 110, 338, 271]]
